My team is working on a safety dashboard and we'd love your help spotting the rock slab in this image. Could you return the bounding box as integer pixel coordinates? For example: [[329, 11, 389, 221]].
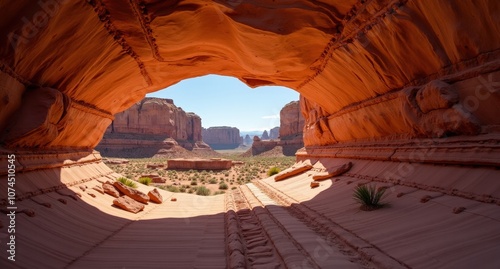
[[113, 181, 150, 204], [113, 196, 145, 213]]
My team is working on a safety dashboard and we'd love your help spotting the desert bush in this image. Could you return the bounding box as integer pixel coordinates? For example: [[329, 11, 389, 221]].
[[117, 177, 137, 188], [196, 186, 210, 196], [167, 185, 179, 193], [231, 186, 237, 190], [267, 166, 280, 176], [219, 183, 228, 190], [353, 184, 387, 211], [138, 177, 152, 186], [190, 180, 198, 186], [209, 178, 218, 184], [213, 191, 225, 195]]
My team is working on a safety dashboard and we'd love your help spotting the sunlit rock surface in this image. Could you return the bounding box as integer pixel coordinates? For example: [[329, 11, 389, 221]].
[[1, 1, 500, 267], [95, 97, 208, 157]]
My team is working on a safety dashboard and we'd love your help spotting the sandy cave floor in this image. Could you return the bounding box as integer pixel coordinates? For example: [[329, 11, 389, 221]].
[[1, 158, 500, 269]]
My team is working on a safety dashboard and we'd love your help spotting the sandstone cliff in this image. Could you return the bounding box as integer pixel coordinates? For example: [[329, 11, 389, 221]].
[[269, 127, 280, 140], [249, 100, 305, 156], [202, 126, 243, 150], [280, 101, 305, 140], [96, 97, 210, 157]]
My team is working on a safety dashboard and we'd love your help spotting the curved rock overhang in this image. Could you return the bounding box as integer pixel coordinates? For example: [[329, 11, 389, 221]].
[[0, 0, 498, 152]]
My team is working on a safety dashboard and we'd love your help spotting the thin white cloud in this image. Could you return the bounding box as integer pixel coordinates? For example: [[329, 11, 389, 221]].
[[261, 114, 280, 119]]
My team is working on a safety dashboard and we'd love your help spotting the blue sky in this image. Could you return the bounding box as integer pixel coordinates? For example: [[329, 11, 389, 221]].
[[146, 75, 299, 132]]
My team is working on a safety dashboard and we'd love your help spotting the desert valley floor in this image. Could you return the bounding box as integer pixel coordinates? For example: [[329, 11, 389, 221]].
[[1, 153, 499, 269]]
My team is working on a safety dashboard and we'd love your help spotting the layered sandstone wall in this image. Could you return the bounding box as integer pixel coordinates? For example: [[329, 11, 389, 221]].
[[269, 127, 280, 140], [96, 97, 208, 157], [107, 97, 202, 142], [249, 100, 305, 156], [280, 101, 305, 140], [0, 0, 499, 152], [202, 127, 242, 150]]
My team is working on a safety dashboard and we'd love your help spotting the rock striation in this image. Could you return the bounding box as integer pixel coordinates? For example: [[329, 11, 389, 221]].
[[96, 97, 211, 157], [202, 126, 243, 150]]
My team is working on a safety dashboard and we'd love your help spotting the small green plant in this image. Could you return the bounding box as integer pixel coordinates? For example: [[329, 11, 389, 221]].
[[267, 166, 280, 176], [167, 185, 179, 193], [353, 184, 387, 211], [190, 180, 198, 186], [219, 183, 228, 190], [196, 186, 210, 196], [213, 191, 225, 195], [117, 177, 138, 188], [138, 177, 152, 186]]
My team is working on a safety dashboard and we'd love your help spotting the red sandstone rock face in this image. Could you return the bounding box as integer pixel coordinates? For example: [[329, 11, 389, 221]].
[[249, 101, 305, 156], [96, 98, 210, 157], [202, 127, 242, 150], [269, 127, 280, 140], [280, 101, 305, 141], [109, 98, 201, 141], [0, 1, 499, 150]]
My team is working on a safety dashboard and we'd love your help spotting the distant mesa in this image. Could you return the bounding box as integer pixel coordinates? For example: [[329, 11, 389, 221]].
[[269, 127, 280, 140], [202, 126, 243, 150], [244, 101, 304, 156], [167, 158, 233, 170], [96, 97, 214, 158]]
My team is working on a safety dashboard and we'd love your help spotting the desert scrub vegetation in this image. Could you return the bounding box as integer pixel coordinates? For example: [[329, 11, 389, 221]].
[[138, 177, 152, 186], [219, 183, 228, 190], [117, 177, 137, 188], [267, 166, 280, 176], [106, 155, 296, 195], [196, 186, 210, 196], [353, 184, 387, 211]]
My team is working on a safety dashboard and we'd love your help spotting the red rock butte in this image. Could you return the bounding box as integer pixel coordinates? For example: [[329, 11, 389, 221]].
[[1, 1, 500, 268]]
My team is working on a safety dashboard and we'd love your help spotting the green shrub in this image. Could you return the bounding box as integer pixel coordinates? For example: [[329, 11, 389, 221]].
[[190, 180, 198, 186], [267, 166, 280, 176], [167, 185, 179, 193], [219, 183, 228, 190], [196, 186, 210, 196], [353, 184, 387, 211], [117, 177, 137, 188], [138, 177, 152, 186], [213, 191, 225, 195]]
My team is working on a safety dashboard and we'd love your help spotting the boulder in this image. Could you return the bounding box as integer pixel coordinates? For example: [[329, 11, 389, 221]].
[[148, 188, 163, 204], [313, 162, 353, 181], [102, 182, 120, 198], [113, 181, 150, 204], [113, 196, 145, 213]]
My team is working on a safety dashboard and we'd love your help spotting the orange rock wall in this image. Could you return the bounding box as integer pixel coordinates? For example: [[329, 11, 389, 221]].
[[202, 127, 242, 150], [0, 0, 498, 155], [279, 101, 305, 141], [107, 97, 202, 142]]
